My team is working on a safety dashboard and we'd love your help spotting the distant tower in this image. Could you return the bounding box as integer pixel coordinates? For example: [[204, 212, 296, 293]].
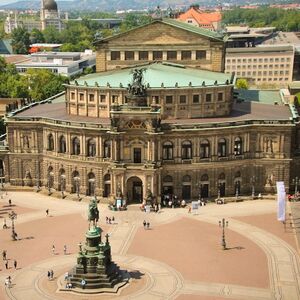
[[41, 0, 45, 30], [40, 0, 62, 31]]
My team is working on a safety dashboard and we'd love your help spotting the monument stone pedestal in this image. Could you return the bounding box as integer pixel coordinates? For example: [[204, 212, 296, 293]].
[[70, 225, 123, 290]]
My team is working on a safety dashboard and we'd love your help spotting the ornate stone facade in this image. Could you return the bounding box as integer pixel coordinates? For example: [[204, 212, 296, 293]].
[[1, 61, 299, 203]]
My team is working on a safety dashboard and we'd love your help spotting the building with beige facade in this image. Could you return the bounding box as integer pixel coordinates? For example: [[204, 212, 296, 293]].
[[0, 60, 299, 203], [225, 46, 295, 85], [95, 18, 224, 73]]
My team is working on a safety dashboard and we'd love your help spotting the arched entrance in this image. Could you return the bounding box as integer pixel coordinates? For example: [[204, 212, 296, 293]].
[[87, 172, 95, 196], [47, 166, 54, 189], [58, 169, 66, 191], [127, 176, 143, 203], [103, 174, 111, 197], [72, 170, 80, 194]]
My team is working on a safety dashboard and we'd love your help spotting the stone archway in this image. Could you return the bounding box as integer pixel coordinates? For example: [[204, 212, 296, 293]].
[[126, 176, 143, 203]]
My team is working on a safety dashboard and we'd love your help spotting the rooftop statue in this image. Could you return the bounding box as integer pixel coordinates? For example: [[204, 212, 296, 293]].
[[88, 197, 99, 227], [128, 68, 147, 97]]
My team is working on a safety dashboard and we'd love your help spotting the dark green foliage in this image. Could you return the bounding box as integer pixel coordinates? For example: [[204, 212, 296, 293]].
[[11, 27, 31, 54], [0, 57, 67, 101], [222, 7, 300, 31], [30, 28, 45, 44]]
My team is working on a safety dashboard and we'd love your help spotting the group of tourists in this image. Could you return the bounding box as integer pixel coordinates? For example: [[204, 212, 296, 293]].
[[162, 194, 187, 208], [2, 250, 18, 271]]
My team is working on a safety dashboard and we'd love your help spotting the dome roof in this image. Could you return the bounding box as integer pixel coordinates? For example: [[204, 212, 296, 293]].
[[44, 0, 58, 11]]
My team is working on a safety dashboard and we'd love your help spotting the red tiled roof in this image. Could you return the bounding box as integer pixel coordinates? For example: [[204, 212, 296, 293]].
[[177, 7, 221, 26]]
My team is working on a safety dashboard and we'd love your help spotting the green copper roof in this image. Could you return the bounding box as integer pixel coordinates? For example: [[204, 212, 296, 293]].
[[74, 63, 233, 88], [95, 19, 223, 44]]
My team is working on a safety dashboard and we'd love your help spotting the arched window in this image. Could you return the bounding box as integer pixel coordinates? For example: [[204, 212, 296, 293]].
[[59, 135, 66, 153], [104, 140, 111, 158], [218, 173, 225, 180], [87, 139, 96, 157], [234, 137, 242, 156], [218, 138, 227, 157], [201, 174, 209, 181], [200, 139, 210, 159], [47, 134, 54, 151], [72, 170, 80, 194], [163, 141, 173, 160], [72, 137, 80, 155], [182, 140, 192, 159], [235, 171, 241, 178]]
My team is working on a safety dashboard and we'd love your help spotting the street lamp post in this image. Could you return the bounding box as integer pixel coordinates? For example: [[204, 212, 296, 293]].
[[292, 177, 300, 199], [219, 218, 228, 250], [8, 210, 17, 241], [251, 176, 255, 199]]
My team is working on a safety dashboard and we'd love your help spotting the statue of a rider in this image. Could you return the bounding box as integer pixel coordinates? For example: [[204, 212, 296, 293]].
[[88, 197, 99, 227]]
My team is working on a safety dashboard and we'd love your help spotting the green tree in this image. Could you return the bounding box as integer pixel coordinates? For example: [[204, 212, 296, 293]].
[[30, 28, 45, 44], [236, 79, 249, 90], [11, 27, 31, 54], [43, 26, 61, 43], [26, 69, 67, 101]]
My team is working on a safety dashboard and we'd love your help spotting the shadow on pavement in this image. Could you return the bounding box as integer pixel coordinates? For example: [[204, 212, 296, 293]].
[[128, 270, 145, 280], [226, 246, 245, 250]]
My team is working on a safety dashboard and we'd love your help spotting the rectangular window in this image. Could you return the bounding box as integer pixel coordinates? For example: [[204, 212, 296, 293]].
[[139, 51, 148, 60], [193, 94, 199, 103], [133, 148, 142, 163], [166, 95, 173, 104], [181, 51, 191, 60], [111, 51, 120, 60], [71, 92, 75, 100], [100, 95, 106, 103], [79, 93, 84, 101], [89, 94, 95, 102], [196, 50, 206, 60], [153, 51, 163, 60], [167, 51, 177, 60], [112, 95, 118, 102], [125, 51, 134, 60], [217, 92, 223, 101], [179, 95, 187, 104], [206, 94, 212, 102]]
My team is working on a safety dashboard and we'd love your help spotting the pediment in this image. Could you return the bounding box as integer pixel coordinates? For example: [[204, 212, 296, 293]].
[[103, 22, 211, 46]]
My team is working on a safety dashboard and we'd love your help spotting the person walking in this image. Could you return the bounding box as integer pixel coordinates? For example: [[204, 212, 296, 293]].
[[47, 270, 51, 280], [81, 278, 86, 289], [13, 260, 17, 270], [8, 199, 11, 206], [63, 245, 67, 255], [2, 250, 6, 260], [5, 260, 8, 269], [143, 220, 146, 229], [46, 209, 49, 216], [146, 222, 150, 229], [52, 245, 55, 255], [50, 269, 54, 279]]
